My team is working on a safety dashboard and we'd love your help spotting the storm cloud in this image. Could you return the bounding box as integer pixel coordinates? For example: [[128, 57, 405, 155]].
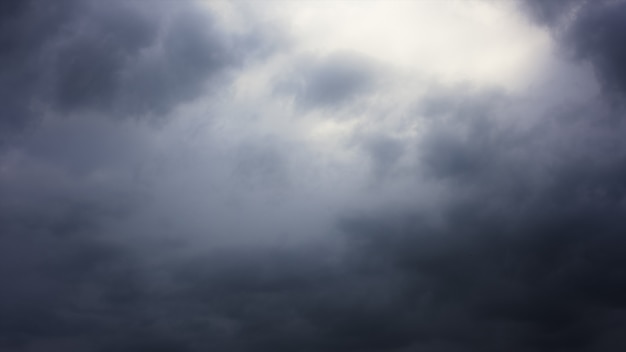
[[0, 0, 264, 145], [522, 0, 626, 96], [3, 0, 626, 351]]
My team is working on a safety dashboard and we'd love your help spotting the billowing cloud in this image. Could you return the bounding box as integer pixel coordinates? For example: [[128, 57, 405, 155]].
[[337, 89, 626, 351], [3, 0, 626, 351], [522, 0, 626, 97], [0, 0, 268, 145]]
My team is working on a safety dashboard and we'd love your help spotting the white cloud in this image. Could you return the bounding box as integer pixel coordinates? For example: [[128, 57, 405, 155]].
[[253, 0, 551, 90]]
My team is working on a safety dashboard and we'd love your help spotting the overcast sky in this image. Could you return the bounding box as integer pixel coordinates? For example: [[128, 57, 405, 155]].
[[2, 0, 626, 351]]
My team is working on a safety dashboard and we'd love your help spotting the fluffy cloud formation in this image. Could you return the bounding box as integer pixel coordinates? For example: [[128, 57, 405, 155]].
[[3, 0, 626, 351], [0, 0, 268, 145], [522, 0, 626, 96]]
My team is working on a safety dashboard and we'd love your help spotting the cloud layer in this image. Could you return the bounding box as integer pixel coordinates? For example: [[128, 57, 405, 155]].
[[2, 0, 626, 351]]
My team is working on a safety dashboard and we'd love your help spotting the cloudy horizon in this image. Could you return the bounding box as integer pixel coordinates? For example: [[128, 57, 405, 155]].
[[3, 0, 626, 351]]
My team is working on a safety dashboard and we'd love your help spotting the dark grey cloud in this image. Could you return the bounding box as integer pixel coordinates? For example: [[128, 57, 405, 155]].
[[0, 0, 266, 146], [0, 1, 291, 350], [8, 84, 626, 351], [276, 52, 380, 111], [4, 1, 626, 351], [332, 81, 626, 351], [522, 0, 626, 98], [0, 188, 138, 351], [3, 93, 626, 352]]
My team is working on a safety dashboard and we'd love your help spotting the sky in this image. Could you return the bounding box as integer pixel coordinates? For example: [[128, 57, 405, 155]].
[[2, 0, 626, 351]]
